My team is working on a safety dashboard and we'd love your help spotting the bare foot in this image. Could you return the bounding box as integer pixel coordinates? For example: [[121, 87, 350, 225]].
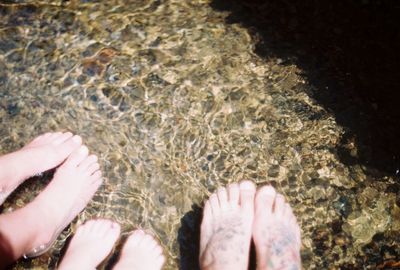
[[23, 145, 103, 257], [0, 132, 82, 205], [199, 181, 256, 270], [252, 186, 301, 270], [113, 230, 165, 270], [58, 219, 121, 270]]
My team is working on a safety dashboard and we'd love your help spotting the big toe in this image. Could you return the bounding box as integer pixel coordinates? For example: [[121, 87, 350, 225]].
[[274, 194, 286, 216], [239, 181, 256, 212], [115, 230, 165, 270], [52, 132, 73, 145], [255, 185, 276, 214]]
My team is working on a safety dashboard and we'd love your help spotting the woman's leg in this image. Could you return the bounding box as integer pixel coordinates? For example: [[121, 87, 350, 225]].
[[0, 145, 102, 268]]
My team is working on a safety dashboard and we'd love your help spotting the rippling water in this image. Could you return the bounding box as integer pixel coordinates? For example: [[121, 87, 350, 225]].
[[0, 1, 399, 269]]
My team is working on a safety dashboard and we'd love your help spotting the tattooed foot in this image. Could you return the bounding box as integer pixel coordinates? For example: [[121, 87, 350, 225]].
[[200, 181, 256, 270], [253, 186, 301, 270]]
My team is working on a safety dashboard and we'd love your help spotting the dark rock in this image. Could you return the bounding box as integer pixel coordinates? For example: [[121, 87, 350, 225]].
[[82, 60, 104, 76], [7, 103, 19, 116], [77, 74, 88, 84], [333, 196, 352, 218], [267, 165, 280, 177]]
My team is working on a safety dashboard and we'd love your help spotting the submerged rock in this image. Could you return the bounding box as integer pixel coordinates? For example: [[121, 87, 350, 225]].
[[343, 197, 391, 248]]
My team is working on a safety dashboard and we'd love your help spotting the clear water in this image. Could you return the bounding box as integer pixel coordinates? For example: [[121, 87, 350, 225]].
[[0, 1, 399, 269]]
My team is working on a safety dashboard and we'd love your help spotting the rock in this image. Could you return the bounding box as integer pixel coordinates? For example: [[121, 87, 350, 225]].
[[343, 197, 390, 247], [333, 196, 352, 218]]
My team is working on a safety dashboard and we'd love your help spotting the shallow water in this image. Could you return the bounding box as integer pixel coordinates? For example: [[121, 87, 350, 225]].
[[0, 0, 399, 269]]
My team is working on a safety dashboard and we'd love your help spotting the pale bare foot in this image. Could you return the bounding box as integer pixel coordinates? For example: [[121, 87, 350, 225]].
[[253, 186, 301, 270], [0, 132, 82, 205], [199, 181, 256, 270], [113, 230, 165, 270], [22, 145, 103, 258], [58, 219, 121, 270]]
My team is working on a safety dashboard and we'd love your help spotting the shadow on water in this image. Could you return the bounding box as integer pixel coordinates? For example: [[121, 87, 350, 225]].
[[210, 0, 400, 176], [178, 205, 202, 270]]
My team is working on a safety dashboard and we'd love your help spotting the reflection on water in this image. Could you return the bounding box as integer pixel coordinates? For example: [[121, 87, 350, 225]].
[[0, 0, 399, 269]]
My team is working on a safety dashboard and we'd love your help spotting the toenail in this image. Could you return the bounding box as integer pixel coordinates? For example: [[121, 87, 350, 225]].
[[239, 181, 256, 190], [261, 185, 276, 194], [79, 146, 88, 153], [72, 136, 81, 143]]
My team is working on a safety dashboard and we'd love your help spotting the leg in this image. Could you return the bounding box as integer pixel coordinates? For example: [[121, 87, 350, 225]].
[[58, 219, 120, 270], [199, 181, 256, 270], [0, 145, 102, 268], [113, 230, 165, 270], [0, 132, 82, 205], [252, 186, 301, 270]]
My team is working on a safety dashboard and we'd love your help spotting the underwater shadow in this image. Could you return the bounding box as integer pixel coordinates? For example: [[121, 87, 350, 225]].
[[211, 0, 400, 176], [177, 204, 202, 270]]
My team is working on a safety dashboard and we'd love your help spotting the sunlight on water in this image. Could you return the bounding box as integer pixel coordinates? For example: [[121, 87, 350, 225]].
[[0, 1, 398, 269]]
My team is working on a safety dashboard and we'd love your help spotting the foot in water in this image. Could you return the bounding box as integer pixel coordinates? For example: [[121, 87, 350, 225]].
[[0, 132, 82, 205], [252, 186, 301, 270], [23, 145, 102, 257], [199, 181, 256, 270], [113, 230, 165, 270], [58, 219, 121, 270]]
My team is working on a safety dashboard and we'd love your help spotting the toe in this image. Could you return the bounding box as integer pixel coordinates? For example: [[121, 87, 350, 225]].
[[110, 222, 121, 235], [283, 202, 294, 219], [86, 220, 99, 233], [200, 200, 212, 251], [75, 222, 86, 236], [255, 185, 276, 214], [201, 200, 212, 227], [31, 133, 45, 143], [209, 193, 221, 216], [64, 146, 89, 167], [53, 132, 73, 145], [91, 170, 102, 181], [274, 194, 286, 215], [78, 155, 98, 171], [49, 132, 63, 141], [76, 178, 102, 209], [59, 135, 82, 154], [87, 162, 100, 176], [295, 225, 301, 247], [93, 220, 108, 235], [217, 187, 229, 210], [227, 183, 240, 207], [154, 244, 163, 255], [155, 255, 165, 268], [31, 132, 52, 144], [71, 135, 82, 145], [43, 132, 53, 138], [140, 234, 157, 249], [124, 230, 145, 250], [99, 219, 117, 236], [106, 222, 121, 243], [239, 181, 256, 212]]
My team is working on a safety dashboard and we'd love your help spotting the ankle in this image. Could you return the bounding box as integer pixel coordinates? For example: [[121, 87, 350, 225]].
[[24, 200, 57, 246]]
